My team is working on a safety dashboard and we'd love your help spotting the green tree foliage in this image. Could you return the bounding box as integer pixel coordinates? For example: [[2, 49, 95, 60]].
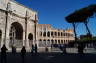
[[65, 4, 96, 23]]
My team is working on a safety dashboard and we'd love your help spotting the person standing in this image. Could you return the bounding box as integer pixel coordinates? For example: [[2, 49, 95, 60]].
[[45, 47, 48, 52], [1, 44, 8, 63], [12, 46, 16, 54], [62, 44, 67, 54], [21, 46, 26, 63], [34, 44, 37, 54], [78, 43, 85, 54]]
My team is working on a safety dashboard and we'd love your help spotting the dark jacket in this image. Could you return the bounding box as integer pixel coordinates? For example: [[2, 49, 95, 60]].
[[21, 46, 26, 55], [1, 45, 8, 56]]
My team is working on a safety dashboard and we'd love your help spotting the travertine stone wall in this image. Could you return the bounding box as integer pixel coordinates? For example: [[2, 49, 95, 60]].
[[0, 0, 38, 51], [37, 24, 75, 48]]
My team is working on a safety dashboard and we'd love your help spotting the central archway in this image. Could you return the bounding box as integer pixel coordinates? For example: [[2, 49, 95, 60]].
[[9, 22, 23, 48]]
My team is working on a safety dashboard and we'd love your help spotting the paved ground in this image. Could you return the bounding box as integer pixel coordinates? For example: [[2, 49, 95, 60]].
[[1, 48, 96, 63], [52, 48, 96, 54], [0, 52, 96, 63]]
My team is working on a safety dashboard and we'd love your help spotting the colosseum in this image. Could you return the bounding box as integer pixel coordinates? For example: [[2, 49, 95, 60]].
[[36, 24, 74, 52]]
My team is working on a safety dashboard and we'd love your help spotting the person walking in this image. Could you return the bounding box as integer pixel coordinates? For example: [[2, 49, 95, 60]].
[[21, 46, 26, 63], [1, 44, 8, 63]]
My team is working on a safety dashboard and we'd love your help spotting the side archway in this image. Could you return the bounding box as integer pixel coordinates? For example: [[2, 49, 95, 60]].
[[28, 33, 33, 47], [28, 33, 33, 40]]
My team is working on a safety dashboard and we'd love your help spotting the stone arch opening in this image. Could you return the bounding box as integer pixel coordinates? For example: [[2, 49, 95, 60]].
[[47, 39, 50, 42], [39, 39, 42, 42], [61, 40, 63, 44], [40, 32, 42, 36], [9, 22, 23, 47], [9, 22, 23, 40], [55, 32, 57, 36], [58, 32, 60, 36], [51, 40, 54, 44], [47, 31, 50, 37], [43, 39, 46, 42], [51, 32, 53, 36], [43, 39, 46, 46], [61, 32, 63, 37], [47, 39, 50, 47], [28, 33, 33, 47], [55, 40, 57, 44], [58, 40, 60, 44], [43, 32, 46, 37], [28, 33, 33, 40]]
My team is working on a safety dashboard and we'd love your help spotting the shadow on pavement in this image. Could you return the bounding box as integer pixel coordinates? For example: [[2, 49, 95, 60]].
[[0, 52, 96, 63]]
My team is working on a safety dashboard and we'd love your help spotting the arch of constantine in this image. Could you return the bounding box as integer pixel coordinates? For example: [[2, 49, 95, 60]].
[[0, 0, 38, 51]]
